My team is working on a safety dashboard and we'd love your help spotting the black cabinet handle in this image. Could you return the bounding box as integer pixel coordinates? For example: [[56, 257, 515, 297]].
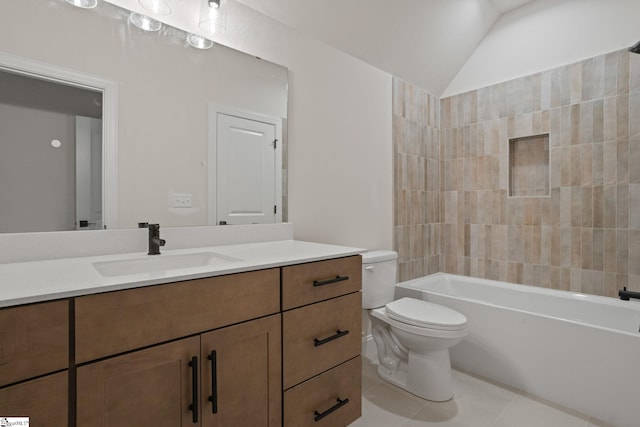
[[313, 275, 349, 287], [314, 329, 350, 347], [208, 350, 218, 414], [314, 397, 350, 422], [188, 356, 198, 424]]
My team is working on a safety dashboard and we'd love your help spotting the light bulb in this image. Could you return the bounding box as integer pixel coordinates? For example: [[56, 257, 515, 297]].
[[187, 34, 214, 50], [129, 12, 162, 32], [138, 0, 172, 15], [65, 0, 98, 8], [199, 0, 226, 35]]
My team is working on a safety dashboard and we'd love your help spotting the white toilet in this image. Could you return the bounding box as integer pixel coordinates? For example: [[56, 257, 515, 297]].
[[362, 250, 468, 401]]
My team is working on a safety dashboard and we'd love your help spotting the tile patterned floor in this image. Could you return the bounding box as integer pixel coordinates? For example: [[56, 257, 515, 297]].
[[349, 349, 613, 427]]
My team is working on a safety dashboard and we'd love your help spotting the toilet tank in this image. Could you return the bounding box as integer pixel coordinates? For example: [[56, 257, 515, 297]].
[[361, 250, 398, 309]]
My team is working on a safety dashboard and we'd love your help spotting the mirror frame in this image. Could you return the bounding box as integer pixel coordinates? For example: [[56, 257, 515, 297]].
[[0, 51, 119, 230]]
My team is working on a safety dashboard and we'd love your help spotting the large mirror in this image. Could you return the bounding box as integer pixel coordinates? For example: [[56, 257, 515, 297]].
[[0, 0, 288, 233]]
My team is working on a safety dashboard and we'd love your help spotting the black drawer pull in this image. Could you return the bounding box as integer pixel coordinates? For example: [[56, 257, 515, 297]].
[[208, 350, 218, 414], [313, 275, 349, 287], [314, 397, 350, 422], [188, 356, 198, 424], [314, 329, 350, 347]]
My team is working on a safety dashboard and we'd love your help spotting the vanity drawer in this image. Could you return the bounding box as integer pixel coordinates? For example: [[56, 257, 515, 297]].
[[284, 356, 361, 427], [283, 292, 361, 389], [282, 255, 362, 310], [75, 268, 280, 363], [0, 300, 68, 387]]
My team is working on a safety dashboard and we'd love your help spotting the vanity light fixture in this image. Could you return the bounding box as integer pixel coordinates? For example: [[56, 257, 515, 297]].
[[199, 0, 226, 35], [129, 12, 162, 32], [138, 0, 171, 15], [65, 0, 98, 8], [187, 33, 214, 50]]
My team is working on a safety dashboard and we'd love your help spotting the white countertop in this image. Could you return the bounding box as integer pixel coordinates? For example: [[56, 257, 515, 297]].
[[0, 240, 364, 308]]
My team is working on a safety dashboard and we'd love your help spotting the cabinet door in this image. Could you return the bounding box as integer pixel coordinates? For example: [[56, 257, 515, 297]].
[[77, 336, 200, 427], [201, 314, 281, 427], [0, 371, 67, 426]]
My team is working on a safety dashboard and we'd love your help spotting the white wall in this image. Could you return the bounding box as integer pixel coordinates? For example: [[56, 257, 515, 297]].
[[443, 0, 640, 97], [201, 4, 395, 250]]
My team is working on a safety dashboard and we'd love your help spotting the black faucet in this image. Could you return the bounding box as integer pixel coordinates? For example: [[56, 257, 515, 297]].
[[618, 287, 640, 301], [142, 223, 166, 255]]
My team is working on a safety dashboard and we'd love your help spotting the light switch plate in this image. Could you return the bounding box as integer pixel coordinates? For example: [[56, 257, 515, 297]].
[[171, 193, 192, 208]]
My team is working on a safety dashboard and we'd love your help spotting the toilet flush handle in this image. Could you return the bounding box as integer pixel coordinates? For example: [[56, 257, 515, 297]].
[[365, 265, 375, 271]]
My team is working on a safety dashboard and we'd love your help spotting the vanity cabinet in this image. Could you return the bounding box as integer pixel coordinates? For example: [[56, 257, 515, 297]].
[[0, 300, 69, 425], [77, 315, 281, 427], [75, 269, 281, 427], [0, 251, 363, 427], [281, 255, 362, 426]]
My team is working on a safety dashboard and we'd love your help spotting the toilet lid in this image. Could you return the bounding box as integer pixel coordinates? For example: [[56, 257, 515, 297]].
[[385, 297, 468, 330]]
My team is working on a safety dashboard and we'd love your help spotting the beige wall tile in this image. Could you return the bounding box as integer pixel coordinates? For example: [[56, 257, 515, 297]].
[[630, 140, 640, 183], [592, 186, 604, 228], [630, 91, 640, 140], [592, 228, 604, 271], [581, 58, 594, 101], [630, 53, 640, 92], [603, 229, 617, 272], [581, 101, 594, 145], [604, 51, 619, 97], [617, 230, 629, 274], [618, 50, 630, 95], [581, 228, 593, 269], [581, 187, 593, 227], [397, 51, 635, 297], [593, 55, 606, 101], [617, 94, 629, 141], [603, 97, 617, 142], [603, 185, 617, 229], [582, 144, 593, 186], [629, 230, 640, 276], [618, 183, 629, 229]]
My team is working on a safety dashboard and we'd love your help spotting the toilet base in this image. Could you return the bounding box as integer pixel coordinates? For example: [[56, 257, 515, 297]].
[[376, 348, 455, 402]]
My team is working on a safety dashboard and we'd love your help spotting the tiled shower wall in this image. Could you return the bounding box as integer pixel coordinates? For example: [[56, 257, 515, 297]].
[[393, 48, 640, 296], [393, 79, 441, 281]]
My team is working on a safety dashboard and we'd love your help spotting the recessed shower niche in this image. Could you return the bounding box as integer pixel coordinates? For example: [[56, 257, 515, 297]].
[[508, 134, 550, 197]]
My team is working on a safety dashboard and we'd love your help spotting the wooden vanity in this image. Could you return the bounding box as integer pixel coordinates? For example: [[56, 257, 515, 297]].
[[0, 254, 362, 426]]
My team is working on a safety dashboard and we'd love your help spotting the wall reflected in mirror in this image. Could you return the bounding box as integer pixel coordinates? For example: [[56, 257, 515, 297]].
[[0, 69, 103, 233], [0, 0, 288, 233]]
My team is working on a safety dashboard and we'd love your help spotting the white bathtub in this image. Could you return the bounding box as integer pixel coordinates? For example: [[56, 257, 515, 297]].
[[395, 273, 640, 427]]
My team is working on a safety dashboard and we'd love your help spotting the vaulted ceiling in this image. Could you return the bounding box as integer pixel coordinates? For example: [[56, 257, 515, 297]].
[[107, 0, 539, 96], [233, 0, 537, 95]]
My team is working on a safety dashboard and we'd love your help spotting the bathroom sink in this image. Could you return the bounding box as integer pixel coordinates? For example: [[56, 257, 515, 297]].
[[92, 251, 241, 277]]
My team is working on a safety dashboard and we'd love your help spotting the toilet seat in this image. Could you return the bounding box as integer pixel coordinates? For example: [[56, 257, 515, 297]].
[[371, 306, 467, 340], [385, 297, 467, 331]]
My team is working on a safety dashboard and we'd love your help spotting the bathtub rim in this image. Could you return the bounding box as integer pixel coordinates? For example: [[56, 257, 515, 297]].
[[397, 272, 640, 338]]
